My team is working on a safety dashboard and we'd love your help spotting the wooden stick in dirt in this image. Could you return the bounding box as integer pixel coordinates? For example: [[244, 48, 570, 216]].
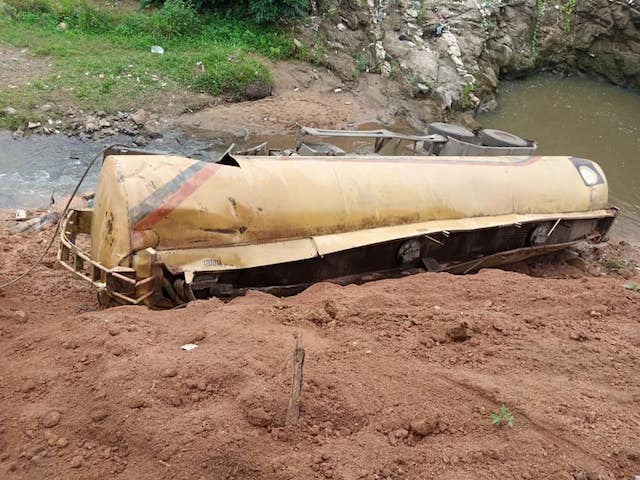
[[286, 335, 305, 425]]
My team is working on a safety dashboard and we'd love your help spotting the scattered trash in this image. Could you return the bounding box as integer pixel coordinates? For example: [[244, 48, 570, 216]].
[[624, 282, 640, 292], [14, 210, 27, 221], [9, 211, 59, 234], [180, 343, 198, 351], [150, 45, 165, 55], [433, 21, 450, 38], [416, 82, 431, 94]]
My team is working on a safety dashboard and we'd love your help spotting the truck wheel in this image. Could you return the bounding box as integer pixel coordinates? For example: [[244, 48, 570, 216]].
[[479, 128, 528, 148], [427, 122, 475, 142]]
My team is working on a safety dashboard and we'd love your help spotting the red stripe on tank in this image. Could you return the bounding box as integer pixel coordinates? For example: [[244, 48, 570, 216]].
[[133, 163, 221, 231]]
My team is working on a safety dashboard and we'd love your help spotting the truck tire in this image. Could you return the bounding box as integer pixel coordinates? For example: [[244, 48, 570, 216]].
[[427, 122, 475, 142], [480, 129, 528, 148]]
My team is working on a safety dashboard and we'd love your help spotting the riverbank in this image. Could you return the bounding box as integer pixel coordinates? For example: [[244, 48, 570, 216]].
[[0, 213, 639, 479], [0, 0, 303, 131], [2, 0, 638, 137]]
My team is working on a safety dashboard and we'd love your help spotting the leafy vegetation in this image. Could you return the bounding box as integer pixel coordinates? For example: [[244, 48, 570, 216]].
[[462, 82, 477, 110], [356, 55, 369, 73], [601, 258, 634, 272], [531, 0, 545, 56], [140, 0, 310, 24], [491, 405, 515, 428], [0, 0, 302, 127], [563, 0, 577, 33]]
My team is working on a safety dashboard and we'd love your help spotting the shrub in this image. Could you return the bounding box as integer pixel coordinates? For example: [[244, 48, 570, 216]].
[[2, 0, 54, 15], [65, 3, 116, 33], [151, 0, 201, 37], [140, 0, 309, 24], [189, 49, 272, 97], [248, 0, 309, 23]]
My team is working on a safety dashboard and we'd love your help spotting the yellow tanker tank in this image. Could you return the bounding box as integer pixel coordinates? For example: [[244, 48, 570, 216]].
[[58, 152, 617, 307]]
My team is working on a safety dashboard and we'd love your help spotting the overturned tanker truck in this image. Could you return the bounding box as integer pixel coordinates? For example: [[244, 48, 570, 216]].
[[58, 125, 618, 308]]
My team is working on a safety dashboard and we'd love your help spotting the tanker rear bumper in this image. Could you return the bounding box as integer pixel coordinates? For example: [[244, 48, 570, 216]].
[[57, 207, 618, 308], [57, 209, 159, 306]]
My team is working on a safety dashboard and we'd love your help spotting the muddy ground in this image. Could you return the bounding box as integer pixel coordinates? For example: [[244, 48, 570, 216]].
[[0, 213, 639, 480]]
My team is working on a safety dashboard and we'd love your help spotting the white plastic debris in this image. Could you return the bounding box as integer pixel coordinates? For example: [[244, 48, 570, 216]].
[[150, 45, 165, 55], [180, 343, 198, 351], [14, 209, 27, 221]]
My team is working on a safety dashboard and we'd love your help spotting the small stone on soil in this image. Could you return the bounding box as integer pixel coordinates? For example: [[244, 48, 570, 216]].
[[161, 368, 178, 378], [393, 428, 409, 439], [245, 407, 273, 427], [570, 331, 589, 342], [91, 409, 108, 422], [131, 109, 149, 126], [410, 414, 439, 436], [619, 268, 636, 279], [3, 309, 28, 324], [430, 333, 448, 344], [446, 322, 470, 342], [324, 300, 338, 319], [69, 455, 83, 468], [133, 135, 148, 146], [127, 398, 146, 409], [41, 410, 61, 428]]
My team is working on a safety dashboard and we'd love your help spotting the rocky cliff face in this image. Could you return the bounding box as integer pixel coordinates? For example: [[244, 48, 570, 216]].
[[301, 0, 640, 122]]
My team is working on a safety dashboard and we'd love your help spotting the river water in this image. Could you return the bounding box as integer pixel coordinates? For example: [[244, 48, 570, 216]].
[[478, 74, 640, 241], [0, 130, 219, 209]]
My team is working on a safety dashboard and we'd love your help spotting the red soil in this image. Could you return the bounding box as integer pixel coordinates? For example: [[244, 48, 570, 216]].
[[1, 215, 639, 480]]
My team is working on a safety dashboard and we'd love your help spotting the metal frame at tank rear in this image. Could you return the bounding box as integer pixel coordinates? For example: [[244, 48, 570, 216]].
[[57, 209, 158, 306]]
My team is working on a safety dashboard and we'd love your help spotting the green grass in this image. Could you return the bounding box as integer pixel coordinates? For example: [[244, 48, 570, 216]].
[[601, 258, 633, 272], [0, 0, 300, 128]]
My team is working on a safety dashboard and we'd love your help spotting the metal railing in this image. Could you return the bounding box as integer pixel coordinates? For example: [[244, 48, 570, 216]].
[[57, 209, 154, 305]]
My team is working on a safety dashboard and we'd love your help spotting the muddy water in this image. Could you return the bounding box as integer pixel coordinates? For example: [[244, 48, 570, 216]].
[[0, 131, 220, 209], [478, 74, 640, 241]]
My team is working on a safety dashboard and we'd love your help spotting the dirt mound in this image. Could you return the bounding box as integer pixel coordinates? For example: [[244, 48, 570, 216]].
[[175, 61, 401, 137], [0, 215, 639, 479]]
